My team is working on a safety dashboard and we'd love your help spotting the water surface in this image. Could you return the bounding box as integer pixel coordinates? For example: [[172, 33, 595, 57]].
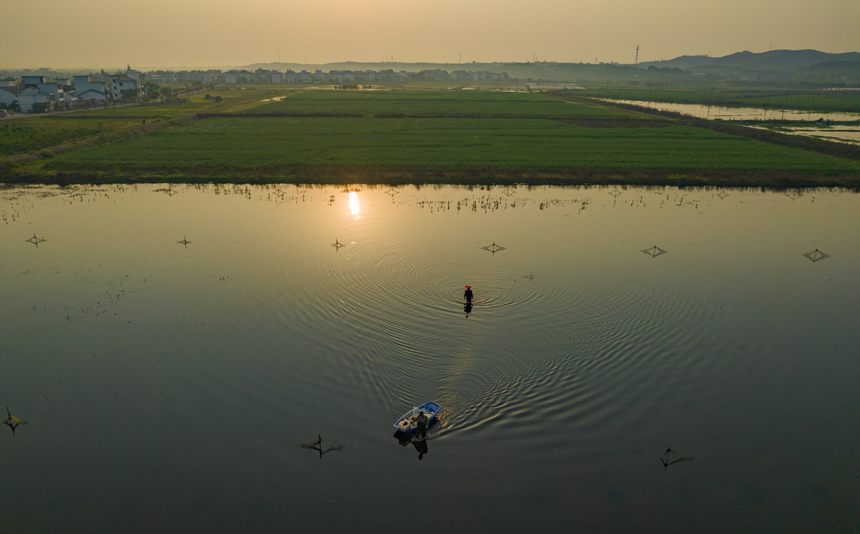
[[601, 98, 860, 145], [601, 98, 860, 122], [1, 184, 858, 533]]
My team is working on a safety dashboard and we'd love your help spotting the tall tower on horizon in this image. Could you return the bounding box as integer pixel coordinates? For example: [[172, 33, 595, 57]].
[[635, 46, 639, 65]]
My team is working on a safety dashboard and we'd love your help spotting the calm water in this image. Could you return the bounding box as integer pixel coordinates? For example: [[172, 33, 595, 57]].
[[1, 184, 858, 533], [601, 98, 860, 122], [602, 99, 860, 144]]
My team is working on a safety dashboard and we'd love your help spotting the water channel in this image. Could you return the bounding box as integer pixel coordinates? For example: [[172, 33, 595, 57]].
[[1, 184, 858, 533]]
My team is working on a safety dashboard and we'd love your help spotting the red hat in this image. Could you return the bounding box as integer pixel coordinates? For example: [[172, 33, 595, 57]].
[[465, 286, 471, 289]]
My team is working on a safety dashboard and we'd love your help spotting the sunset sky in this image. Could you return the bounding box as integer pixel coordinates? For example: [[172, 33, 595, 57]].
[[3, 0, 858, 69]]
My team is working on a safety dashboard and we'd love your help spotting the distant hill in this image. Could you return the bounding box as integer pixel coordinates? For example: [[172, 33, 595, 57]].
[[640, 49, 860, 72], [239, 50, 859, 84]]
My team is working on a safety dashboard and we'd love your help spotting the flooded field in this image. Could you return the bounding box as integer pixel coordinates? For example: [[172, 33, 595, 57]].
[[601, 99, 860, 144], [780, 127, 860, 144], [1, 184, 858, 533], [600, 98, 860, 122]]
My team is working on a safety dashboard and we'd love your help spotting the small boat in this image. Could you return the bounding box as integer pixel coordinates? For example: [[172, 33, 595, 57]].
[[393, 401, 441, 434]]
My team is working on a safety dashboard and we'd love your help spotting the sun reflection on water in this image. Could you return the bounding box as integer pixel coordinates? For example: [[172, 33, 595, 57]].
[[349, 191, 360, 218]]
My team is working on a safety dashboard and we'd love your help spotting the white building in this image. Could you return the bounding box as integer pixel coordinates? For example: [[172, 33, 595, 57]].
[[38, 81, 64, 103], [17, 86, 53, 113], [109, 75, 140, 100], [14, 76, 65, 110], [225, 70, 251, 84], [0, 85, 19, 107], [73, 76, 107, 102], [149, 71, 176, 83], [76, 89, 105, 102], [253, 69, 273, 83], [177, 70, 216, 83], [270, 71, 282, 84]]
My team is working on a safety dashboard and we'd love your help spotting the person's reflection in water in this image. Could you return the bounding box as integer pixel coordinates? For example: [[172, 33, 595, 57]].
[[394, 430, 431, 460], [413, 439, 428, 460], [464, 285, 474, 316]]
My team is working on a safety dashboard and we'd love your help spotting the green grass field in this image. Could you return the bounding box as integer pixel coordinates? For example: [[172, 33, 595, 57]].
[[45, 115, 860, 175], [0, 89, 293, 158], [0, 118, 141, 157], [7, 89, 860, 187], [245, 90, 631, 118]]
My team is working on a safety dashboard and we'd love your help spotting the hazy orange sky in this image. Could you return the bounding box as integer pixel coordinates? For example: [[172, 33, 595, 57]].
[[3, 0, 858, 69]]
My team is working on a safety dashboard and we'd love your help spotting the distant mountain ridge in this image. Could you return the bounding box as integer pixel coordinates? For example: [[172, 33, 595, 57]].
[[640, 49, 860, 72], [234, 51, 858, 85]]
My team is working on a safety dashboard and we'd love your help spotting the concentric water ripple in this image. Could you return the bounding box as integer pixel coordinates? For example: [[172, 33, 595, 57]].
[[3, 184, 860, 533]]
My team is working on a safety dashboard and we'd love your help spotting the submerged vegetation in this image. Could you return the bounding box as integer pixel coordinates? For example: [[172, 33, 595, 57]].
[[4, 88, 860, 188]]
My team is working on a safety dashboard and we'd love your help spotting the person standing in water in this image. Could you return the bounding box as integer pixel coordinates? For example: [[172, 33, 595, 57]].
[[464, 285, 473, 304]]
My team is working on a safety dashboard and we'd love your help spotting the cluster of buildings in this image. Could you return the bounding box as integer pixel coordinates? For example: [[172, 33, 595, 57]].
[[0, 72, 142, 113], [143, 67, 509, 85], [0, 65, 511, 113], [221, 68, 509, 84], [146, 70, 222, 84]]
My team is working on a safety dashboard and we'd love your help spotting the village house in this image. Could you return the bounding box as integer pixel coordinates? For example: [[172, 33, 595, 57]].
[[17, 86, 53, 113], [16, 76, 67, 111], [149, 71, 177, 84], [419, 69, 448, 80], [0, 85, 19, 108], [225, 70, 251, 84], [23, 76, 65, 102], [252, 69, 271, 84], [73, 76, 107, 103], [109, 74, 141, 101], [376, 69, 396, 81], [125, 67, 142, 82], [177, 70, 205, 83]]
